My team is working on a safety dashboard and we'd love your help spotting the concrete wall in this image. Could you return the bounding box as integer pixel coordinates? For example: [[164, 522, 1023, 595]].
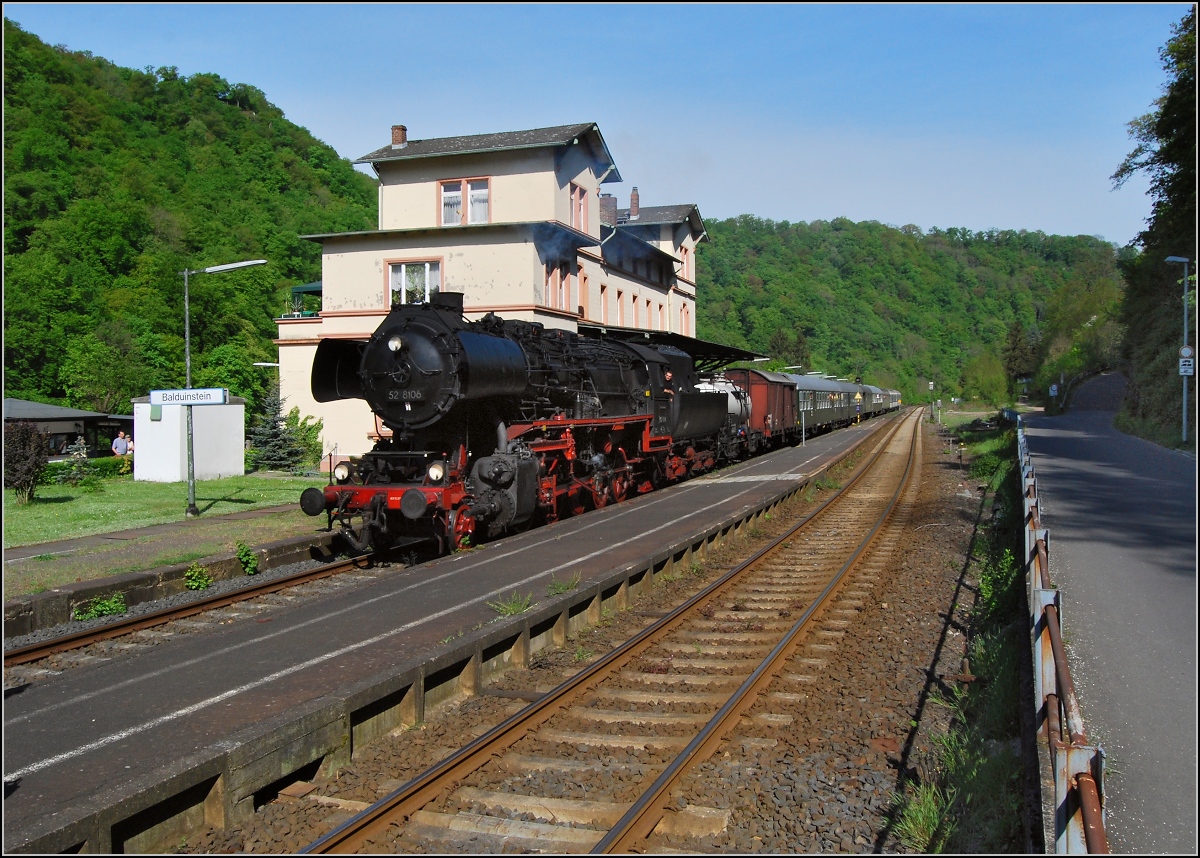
[[133, 402, 245, 482]]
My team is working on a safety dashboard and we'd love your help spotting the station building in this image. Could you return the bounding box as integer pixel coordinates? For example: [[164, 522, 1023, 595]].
[[277, 122, 708, 457]]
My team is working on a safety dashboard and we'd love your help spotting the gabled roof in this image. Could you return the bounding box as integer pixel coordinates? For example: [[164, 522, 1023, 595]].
[[617, 204, 708, 242], [356, 123, 623, 183]]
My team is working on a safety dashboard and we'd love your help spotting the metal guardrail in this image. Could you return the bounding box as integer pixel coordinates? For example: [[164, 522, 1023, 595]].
[[1015, 416, 1109, 854]]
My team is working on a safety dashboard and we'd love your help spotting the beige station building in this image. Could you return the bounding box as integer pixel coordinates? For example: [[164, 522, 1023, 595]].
[[276, 122, 709, 457]]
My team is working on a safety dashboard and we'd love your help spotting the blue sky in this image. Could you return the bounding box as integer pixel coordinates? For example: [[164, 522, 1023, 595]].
[[5, 3, 1190, 246]]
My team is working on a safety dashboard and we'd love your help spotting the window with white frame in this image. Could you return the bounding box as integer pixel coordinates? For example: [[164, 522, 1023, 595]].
[[544, 260, 574, 311], [570, 183, 587, 232], [389, 261, 441, 305], [441, 178, 489, 225]]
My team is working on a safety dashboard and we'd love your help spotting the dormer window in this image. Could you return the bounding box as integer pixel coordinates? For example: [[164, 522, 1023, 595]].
[[441, 178, 489, 225]]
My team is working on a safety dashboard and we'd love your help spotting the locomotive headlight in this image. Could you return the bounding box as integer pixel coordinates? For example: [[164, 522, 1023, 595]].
[[426, 461, 446, 483], [387, 335, 403, 352], [333, 463, 351, 482]]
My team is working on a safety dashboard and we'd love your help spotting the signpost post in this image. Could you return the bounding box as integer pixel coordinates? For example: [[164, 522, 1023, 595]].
[[180, 259, 266, 516], [1166, 256, 1191, 443]]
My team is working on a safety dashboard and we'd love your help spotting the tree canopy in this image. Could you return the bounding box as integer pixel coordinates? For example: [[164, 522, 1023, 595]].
[[695, 217, 1124, 404], [3, 18, 377, 419], [1111, 8, 1196, 446]]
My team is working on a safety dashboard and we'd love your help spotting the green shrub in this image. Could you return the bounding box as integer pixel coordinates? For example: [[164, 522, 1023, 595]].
[[184, 562, 214, 590], [4, 420, 49, 504], [73, 592, 127, 621], [87, 456, 130, 479], [58, 437, 93, 487], [235, 540, 259, 575], [285, 406, 324, 468]]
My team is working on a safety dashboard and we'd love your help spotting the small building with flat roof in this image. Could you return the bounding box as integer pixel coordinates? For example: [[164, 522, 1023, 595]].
[[3, 398, 133, 457]]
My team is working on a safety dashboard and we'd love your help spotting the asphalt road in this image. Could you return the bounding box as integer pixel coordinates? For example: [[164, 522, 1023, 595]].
[[1024, 405, 1196, 854]]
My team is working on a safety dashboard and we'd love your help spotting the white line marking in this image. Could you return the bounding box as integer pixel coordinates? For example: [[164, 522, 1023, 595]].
[[4, 435, 861, 778]]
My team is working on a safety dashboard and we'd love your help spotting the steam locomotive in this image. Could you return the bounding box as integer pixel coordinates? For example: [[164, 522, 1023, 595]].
[[300, 292, 899, 553]]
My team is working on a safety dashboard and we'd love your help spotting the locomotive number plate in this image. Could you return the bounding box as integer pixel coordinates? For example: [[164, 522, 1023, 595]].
[[387, 390, 424, 401]]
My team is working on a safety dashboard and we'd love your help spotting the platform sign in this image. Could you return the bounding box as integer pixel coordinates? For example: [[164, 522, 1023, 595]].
[[1181, 358, 1195, 377], [150, 388, 228, 406]]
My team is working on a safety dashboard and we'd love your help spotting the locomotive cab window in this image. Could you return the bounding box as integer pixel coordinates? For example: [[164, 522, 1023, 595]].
[[389, 261, 441, 305]]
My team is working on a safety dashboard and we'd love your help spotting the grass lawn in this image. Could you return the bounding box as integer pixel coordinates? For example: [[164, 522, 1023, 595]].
[[3, 473, 323, 549]]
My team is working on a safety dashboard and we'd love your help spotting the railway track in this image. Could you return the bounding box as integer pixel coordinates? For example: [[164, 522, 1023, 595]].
[[304, 407, 923, 854], [3, 554, 375, 670]]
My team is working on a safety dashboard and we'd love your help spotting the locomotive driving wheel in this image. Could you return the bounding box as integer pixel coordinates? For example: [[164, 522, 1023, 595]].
[[610, 473, 628, 503], [591, 476, 610, 509], [446, 508, 476, 551]]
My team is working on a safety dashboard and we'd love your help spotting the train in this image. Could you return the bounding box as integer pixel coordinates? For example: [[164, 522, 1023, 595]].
[[299, 292, 900, 553]]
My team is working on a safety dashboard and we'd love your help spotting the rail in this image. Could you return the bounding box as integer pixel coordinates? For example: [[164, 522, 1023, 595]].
[[303, 411, 920, 853], [3, 555, 371, 668], [1014, 414, 1109, 854]]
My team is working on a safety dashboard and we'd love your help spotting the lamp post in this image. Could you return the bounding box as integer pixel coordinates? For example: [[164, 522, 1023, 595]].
[[1166, 256, 1192, 443], [182, 259, 267, 517]]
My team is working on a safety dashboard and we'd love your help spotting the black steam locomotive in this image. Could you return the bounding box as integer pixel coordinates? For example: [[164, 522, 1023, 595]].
[[300, 292, 899, 553]]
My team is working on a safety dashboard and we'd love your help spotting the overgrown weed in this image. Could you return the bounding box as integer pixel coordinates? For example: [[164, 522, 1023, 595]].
[[893, 416, 1026, 853]]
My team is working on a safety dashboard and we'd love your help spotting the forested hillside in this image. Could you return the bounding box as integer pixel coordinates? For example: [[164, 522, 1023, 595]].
[[3, 18, 377, 415], [1111, 9, 1195, 449], [4, 16, 1137, 420], [695, 217, 1125, 403]]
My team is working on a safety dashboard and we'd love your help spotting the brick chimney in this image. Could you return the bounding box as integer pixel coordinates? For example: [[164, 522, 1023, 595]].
[[599, 194, 618, 227], [391, 124, 408, 149], [629, 187, 640, 220]]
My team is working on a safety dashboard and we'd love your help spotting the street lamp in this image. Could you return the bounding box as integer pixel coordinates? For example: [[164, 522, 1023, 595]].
[[182, 259, 267, 517], [1166, 256, 1192, 443]]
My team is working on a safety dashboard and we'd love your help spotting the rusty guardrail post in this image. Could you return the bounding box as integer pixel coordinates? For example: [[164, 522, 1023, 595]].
[[1017, 418, 1109, 854]]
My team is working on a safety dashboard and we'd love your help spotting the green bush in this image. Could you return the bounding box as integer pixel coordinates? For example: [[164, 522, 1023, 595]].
[[184, 562, 214, 590], [4, 420, 49, 504], [73, 592, 127, 621], [235, 540, 259, 575], [40, 455, 131, 485]]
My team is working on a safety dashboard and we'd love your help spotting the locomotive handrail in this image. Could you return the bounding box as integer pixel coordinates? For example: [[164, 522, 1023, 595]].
[[1016, 416, 1109, 854]]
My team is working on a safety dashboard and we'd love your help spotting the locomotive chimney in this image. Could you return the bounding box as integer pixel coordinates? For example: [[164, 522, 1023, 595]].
[[599, 193, 618, 227], [391, 124, 408, 149], [629, 187, 640, 220]]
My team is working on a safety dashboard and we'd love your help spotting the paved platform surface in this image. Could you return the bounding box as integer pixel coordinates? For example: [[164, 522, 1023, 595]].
[[1024, 387, 1196, 854], [2, 418, 888, 850]]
